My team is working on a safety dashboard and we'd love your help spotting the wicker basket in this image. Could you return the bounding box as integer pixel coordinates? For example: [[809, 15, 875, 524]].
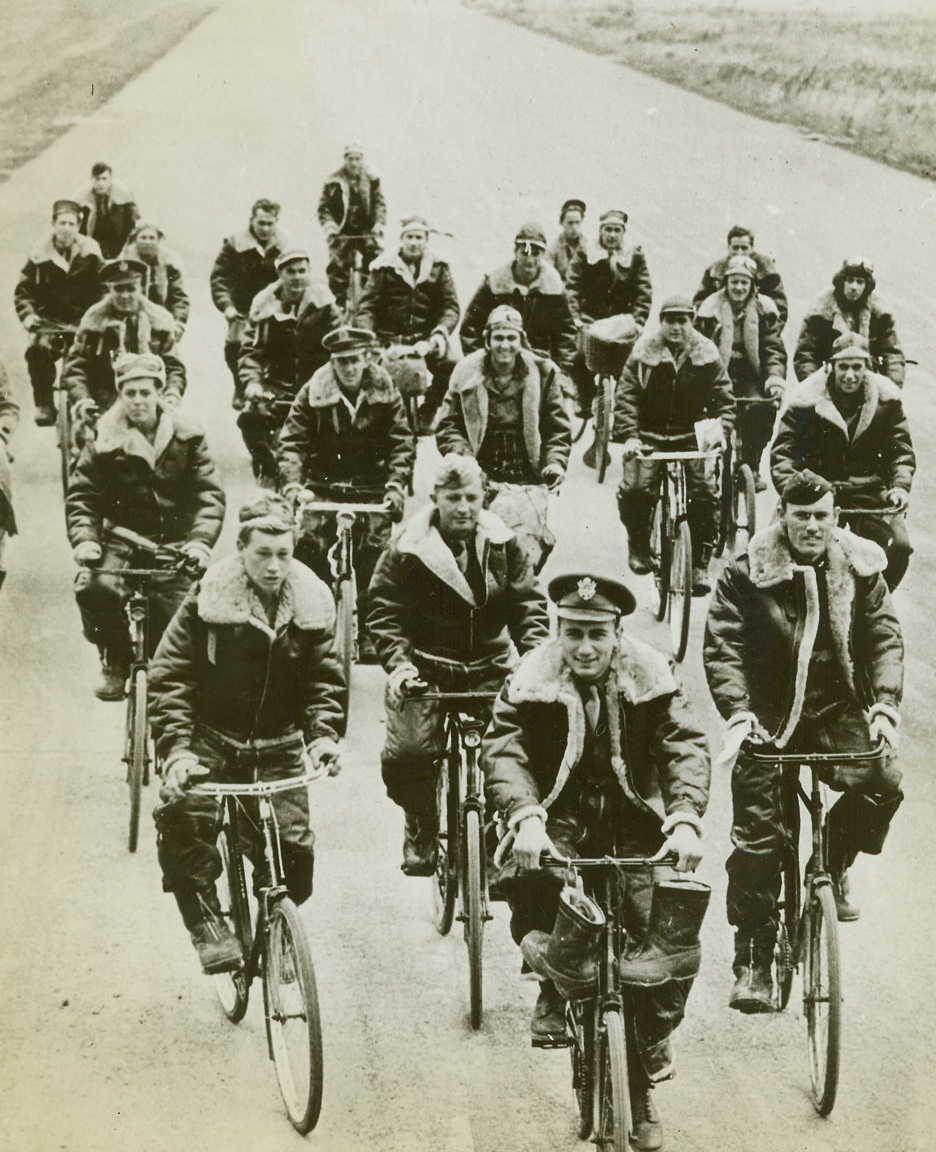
[[581, 314, 639, 376], [382, 347, 429, 395]]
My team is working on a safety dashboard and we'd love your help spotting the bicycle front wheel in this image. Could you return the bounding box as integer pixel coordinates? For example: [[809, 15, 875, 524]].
[[212, 820, 252, 1023], [569, 999, 595, 1139], [596, 1009, 631, 1152], [464, 806, 485, 1029], [649, 500, 669, 622], [334, 572, 355, 736], [593, 375, 613, 484], [668, 520, 692, 662], [733, 464, 757, 553], [805, 883, 841, 1116], [56, 387, 73, 497], [126, 667, 148, 853], [432, 750, 458, 936], [264, 898, 324, 1134]]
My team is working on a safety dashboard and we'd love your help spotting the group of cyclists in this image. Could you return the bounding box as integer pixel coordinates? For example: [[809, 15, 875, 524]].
[[2, 144, 916, 1152]]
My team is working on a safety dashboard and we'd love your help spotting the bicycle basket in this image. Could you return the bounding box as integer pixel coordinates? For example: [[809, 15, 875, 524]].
[[581, 314, 639, 376], [382, 347, 429, 396]]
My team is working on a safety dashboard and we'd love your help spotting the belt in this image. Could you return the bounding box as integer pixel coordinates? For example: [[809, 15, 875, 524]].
[[199, 723, 303, 752]]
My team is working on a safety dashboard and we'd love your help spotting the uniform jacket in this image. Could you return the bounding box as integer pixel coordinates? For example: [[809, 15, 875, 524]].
[[66, 403, 225, 549], [770, 368, 914, 498], [565, 242, 653, 328], [121, 239, 190, 330], [613, 328, 735, 442], [277, 360, 415, 493], [459, 261, 577, 372], [63, 296, 184, 408], [77, 180, 139, 260], [482, 634, 710, 828], [367, 505, 549, 670], [704, 523, 902, 745], [547, 234, 590, 284], [693, 251, 788, 328], [436, 349, 571, 480], [209, 224, 293, 317], [694, 290, 787, 395], [317, 165, 386, 234], [793, 288, 905, 386], [149, 554, 345, 760], [356, 249, 460, 344], [238, 281, 342, 394], [14, 233, 104, 328]]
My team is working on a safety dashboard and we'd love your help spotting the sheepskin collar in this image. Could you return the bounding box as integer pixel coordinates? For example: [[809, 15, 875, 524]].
[[447, 349, 545, 468], [228, 224, 292, 255], [121, 240, 183, 270], [78, 295, 175, 335], [696, 290, 775, 372], [302, 361, 396, 408], [450, 348, 539, 396], [785, 367, 901, 442], [29, 232, 101, 268], [197, 554, 335, 638], [325, 163, 379, 186], [77, 179, 135, 207], [248, 279, 334, 322], [747, 521, 886, 588], [809, 288, 885, 341], [396, 505, 513, 606], [583, 240, 642, 270], [631, 327, 720, 368], [94, 403, 199, 464], [487, 260, 565, 297], [369, 249, 441, 287]]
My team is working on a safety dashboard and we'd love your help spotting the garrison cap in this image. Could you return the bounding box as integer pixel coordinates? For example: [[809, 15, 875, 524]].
[[274, 248, 310, 271], [52, 198, 82, 219], [548, 573, 636, 622], [238, 491, 295, 533], [484, 304, 524, 333], [830, 332, 872, 362], [560, 198, 586, 220], [514, 222, 547, 249], [400, 214, 430, 234], [723, 254, 758, 281], [322, 326, 375, 356], [115, 353, 165, 388], [101, 258, 147, 284], [780, 470, 834, 507], [658, 295, 695, 317], [599, 209, 628, 226]]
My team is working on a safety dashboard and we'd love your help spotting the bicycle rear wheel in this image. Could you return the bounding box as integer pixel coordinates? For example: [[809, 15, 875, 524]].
[[649, 500, 669, 623], [432, 746, 459, 936], [733, 464, 757, 553], [805, 883, 841, 1116], [264, 898, 324, 1134], [668, 520, 692, 662], [212, 821, 251, 1023], [569, 999, 595, 1139], [334, 571, 355, 737], [464, 806, 485, 1029], [593, 375, 613, 484], [56, 386, 73, 497], [126, 667, 148, 853], [596, 1008, 631, 1152]]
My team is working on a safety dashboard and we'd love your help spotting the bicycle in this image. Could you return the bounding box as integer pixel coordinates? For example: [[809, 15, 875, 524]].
[[746, 739, 887, 1116], [640, 445, 722, 662], [380, 342, 430, 443], [97, 525, 202, 852], [334, 233, 379, 323], [188, 764, 327, 1134], [33, 322, 77, 494], [402, 684, 498, 1029], [539, 850, 678, 1151], [716, 397, 777, 557], [578, 316, 637, 484]]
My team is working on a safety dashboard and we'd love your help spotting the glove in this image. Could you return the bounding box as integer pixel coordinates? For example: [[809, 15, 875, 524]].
[[308, 736, 342, 777], [223, 305, 239, 321], [765, 376, 785, 401], [541, 463, 564, 491], [387, 662, 421, 707], [181, 541, 212, 571], [73, 541, 102, 567], [159, 756, 210, 803], [24, 315, 41, 332], [383, 486, 405, 523], [621, 438, 644, 459], [887, 488, 910, 511]]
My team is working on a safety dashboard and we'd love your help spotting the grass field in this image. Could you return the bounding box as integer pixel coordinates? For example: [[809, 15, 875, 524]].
[[463, 0, 936, 182]]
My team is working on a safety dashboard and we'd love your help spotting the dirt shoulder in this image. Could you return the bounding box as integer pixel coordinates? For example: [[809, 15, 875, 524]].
[[0, 0, 214, 182], [461, 0, 936, 182]]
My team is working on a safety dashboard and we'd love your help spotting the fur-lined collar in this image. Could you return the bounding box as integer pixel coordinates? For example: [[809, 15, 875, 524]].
[[29, 232, 101, 268], [197, 554, 334, 639], [248, 279, 334, 322], [695, 290, 777, 322], [301, 361, 396, 408], [808, 286, 890, 323], [449, 348, 539, 396], [785, 367, 901, 441], [696, 290, 776, 371], [94, 403, 200, 463], [582, 240, 643, 269], [227, 224, 292, 255], [78, 295, 175, 335], [396, 505, 513, 606], [121, 240, 184, 270], [324, 164, 379, 186], [368, 248, 442, 287], [631, 327, 720, 368], [447, 349, 547, 468], [487, 260, 565, 297], [747, 521, 886, 588], [76, 179, 135, 207]]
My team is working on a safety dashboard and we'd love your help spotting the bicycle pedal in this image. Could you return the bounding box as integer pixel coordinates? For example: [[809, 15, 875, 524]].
[[531, 1033, 572, 1050]]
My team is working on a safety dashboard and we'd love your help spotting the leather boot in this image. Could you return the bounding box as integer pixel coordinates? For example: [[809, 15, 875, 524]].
[[530, 979, 568, 1046], [617, 880, 711, 986], [729, 935, 775, 1013], [177, 888, 242, 974], [401, 809, 438, 877], [521, 887, 606, 999], [631, 1084, 663, 1152], [95, 646, 128, 701]]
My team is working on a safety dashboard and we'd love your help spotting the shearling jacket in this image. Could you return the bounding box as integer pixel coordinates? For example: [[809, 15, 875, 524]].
[[209, 225, 293, 317], [613, 329, 735, 443], [770, 368, 914, 498], [547, 234, 590, 284], [77, 179, 139, 259], [149, 555, 345, 759], [482, 635, 710, 829], [277, 360, 415, 494], [367, 505, 549, 670], [65, 404, 224, 549], [693, 251, 788, 328], [356, 250, 460, 345], [794, 288, 904, 385], [317, 165, 386, 235], [703, 523, 902, 745], [459, 261, 577, 372], [237, 282, 342, 395], [121, 240, 190, 331], [14, 233, 104, 328], [694, 291, 787, 395], [436, 349, 571, 480], [564, 242, 653, 328]]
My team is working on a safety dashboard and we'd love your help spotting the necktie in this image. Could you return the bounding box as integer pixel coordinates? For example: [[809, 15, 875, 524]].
[[585, 685, 601, 733]]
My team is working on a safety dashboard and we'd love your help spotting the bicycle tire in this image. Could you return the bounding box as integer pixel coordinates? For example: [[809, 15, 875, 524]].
[[334, 572, 355, 737], [432, 744, 459, 936], [805, 883, 841, 1116], [593, 375, 613, 484], [596, 1009, 631, 1152], [127, 668, 148, 853], [668, 520, 692, 662], [569, 999, 595, 1139], [403, 392, 420, 436], [649, 500, 670, 623], [212, 823, 251, 1023], [264, 898, 324, 1134], [464, 806, 485, 1029], [733, 464, 757, 553], [56, 387, 72, 497], [776, 832, 800, 1012], [715, 449, 732, 559]]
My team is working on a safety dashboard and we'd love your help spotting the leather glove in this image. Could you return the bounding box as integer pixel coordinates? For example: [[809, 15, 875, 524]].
[[387, 662, 421, 708], [383, 486, 405, 523], [73, 541, 102, 567], [307, 736, 342, 777], [887, 488, 910, 511], [621, 438, 644, 459], [159, 756, 210, 803], [541, 463, 564, 491], [765, 376, 785, 401], [181, 541, 212, 571]]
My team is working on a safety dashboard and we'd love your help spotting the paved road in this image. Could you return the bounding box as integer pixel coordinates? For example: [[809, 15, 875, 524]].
[[1, 2, 935, 1150]]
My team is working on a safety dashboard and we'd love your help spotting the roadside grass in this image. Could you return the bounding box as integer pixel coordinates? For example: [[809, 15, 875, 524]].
[[462, 0, 936, 181]]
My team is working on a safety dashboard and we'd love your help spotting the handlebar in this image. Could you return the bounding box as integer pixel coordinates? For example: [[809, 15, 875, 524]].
[[95, 526, 205, 578], [297, 497, 391, 516], [639, 449, 722, 461], [836, 506, 904, 516], [401, 681, 498, 704], [539, 851, 679, 870], [745, 739, 888, 764], [188, 767, 329, 797]]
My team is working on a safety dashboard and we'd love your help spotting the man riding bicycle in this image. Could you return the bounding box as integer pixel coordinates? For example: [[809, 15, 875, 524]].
[[14, 198, 104, 425], [237, 248, 342, 487], [703, 471, 903, 1012], [368, 453, 549, 876], [356, 214, 461, 435], [66, 353, 225, 700], [613, 296, 734, 594], [278, 326, 415, 663], [771, 332, 915, 590], [482, 573, 710, 1152], [120, 221, 190, 343], [317, 143, 386, 307], [693, 225, 788, 328], [76, 161, 140, 260], [547, 198, 589, 285], [150, 492, 345, 974]]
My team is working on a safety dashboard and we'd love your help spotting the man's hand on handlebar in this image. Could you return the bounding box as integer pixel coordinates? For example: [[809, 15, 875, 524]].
[[513, 815, 559, 872], [653, 823, 702, 873], [73, 541, 103, 567], [383, 485, 405, 523], [308, 735, 342, 777], [621, 438, 645, 460], [869, 712, 899, 754], [887, 488, 910, 512], [541, 463, 564, 491], [73, 398, 99, 426], [387, 662, 423, 707], [159, 756, 210, 803]]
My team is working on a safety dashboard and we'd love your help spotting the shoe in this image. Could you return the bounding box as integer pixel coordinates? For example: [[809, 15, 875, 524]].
[[728, 964, 774, 1013], [691, 566, 711, 596], [190, 919, 243, 974], [631, 1085, 663, 1152], [831, 871, 860, 922], [356, 630, 380, 665], [95, 659, 128, 701], [531, 980, 569, 1047], [582, 441, 610, 470], [34, 403, 56, 427], [628, 549, 652, 576], [754, 473, 767, 493], [400, 812, 438, 877]]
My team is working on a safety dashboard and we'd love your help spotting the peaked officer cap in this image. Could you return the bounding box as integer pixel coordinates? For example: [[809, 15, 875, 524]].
[[548, 573, 636, 622]]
